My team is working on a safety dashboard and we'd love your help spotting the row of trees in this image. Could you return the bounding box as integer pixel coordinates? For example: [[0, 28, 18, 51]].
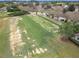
[[6, 3, 30, 16]]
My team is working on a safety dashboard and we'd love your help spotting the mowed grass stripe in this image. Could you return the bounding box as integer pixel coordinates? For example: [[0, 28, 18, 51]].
[[18, 15, 62, 57], [0, 19, 12, 57], [29, 15, 54, 32], [20, 15, 53, 47], [29, 15, 59, 35], [19, 16, 58, 57]]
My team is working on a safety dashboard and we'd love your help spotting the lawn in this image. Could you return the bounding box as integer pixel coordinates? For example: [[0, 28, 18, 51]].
[[0, 14, 79, 58], [0, 12, 8, 18], [18, 15, 60, 57], [17, 15, 79, 58], [0, 18, 12, 57]]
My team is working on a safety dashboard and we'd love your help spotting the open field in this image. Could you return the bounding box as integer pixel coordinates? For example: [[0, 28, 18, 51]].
[[0, 2, 79, 57], [17, 15, 79, 57], [0, 18, 12, 57], [0, 14, 79, 57]]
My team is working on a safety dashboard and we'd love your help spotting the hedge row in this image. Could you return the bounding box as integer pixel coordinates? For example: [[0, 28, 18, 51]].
[[8, 11, 30, 16]]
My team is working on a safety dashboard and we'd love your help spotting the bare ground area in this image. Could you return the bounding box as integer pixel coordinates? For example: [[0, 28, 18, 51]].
[[9, 17, 25, 56]]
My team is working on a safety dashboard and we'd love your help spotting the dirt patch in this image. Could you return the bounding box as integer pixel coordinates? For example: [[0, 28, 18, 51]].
[[9, 17, 25, 56], [0, 18, 8, 30], [60, 35, 71, 42]]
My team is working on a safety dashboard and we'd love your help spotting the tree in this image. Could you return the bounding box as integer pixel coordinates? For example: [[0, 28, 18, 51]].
[[68, 4, 75, 12], [7, 5, 20, 12], [63, 4, 75, 13], [59, 20, 79, 41], [73, 22, 79, 33], [59, 22, 74, 38]]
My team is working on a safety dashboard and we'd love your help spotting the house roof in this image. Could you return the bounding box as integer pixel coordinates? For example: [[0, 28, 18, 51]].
[[65, 12, 79, 21], [46, 6, 79, 21], [19, 5, 79, 21], [75, 33, 79, 36]]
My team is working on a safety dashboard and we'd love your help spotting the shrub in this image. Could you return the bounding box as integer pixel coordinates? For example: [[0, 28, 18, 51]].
[[63, 4, 75, 13], [73, 22, 79, 33], [68, 4, 75, 12], [7, 5, 21, 12], [59, 22, 74, 38], [8, 11, 30, 16]]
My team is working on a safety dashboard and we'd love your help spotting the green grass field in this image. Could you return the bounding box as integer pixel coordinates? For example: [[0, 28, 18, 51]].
[[18, 15, 60, 57], [0, 14, 79, 58], [0, 18, 12, 57], [17, 15, 79, 58]]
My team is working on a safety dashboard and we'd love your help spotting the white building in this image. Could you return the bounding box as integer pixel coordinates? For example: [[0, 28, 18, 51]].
[[0, 7, 7, 12], [74, 33, 79, 41]]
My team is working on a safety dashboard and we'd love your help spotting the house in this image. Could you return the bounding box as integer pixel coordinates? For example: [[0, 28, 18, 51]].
[[0, 7, 7, 12], [65, 12, 79, 21], [58, 17, 66, 21], [71, 33, 79, 45], [74, 33, 79, 41], [46, 5, 79, 22]]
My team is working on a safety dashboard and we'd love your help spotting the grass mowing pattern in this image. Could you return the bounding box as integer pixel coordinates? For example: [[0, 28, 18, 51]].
[[29, 15, 59, 35], [30, 15, 56, 32], [22, 15, 53, 47], [18, 15, 79, 58], [18, 15, 59, 57]]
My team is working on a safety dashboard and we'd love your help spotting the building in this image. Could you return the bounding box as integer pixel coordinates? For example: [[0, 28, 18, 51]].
[[0, 7, 7, 12], [75, 33, 79, 41]]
